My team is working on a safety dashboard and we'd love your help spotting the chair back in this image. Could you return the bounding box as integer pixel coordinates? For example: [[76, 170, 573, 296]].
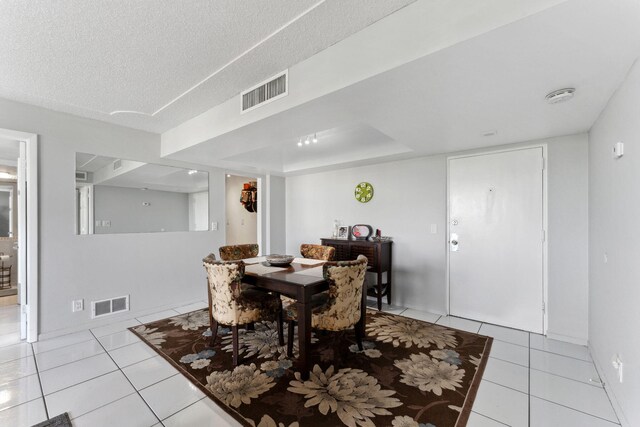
[[300, 244, 335, 261], [219, 244, 259, 261], [203, 259, 245, 325], [319, 255, 368, 330]]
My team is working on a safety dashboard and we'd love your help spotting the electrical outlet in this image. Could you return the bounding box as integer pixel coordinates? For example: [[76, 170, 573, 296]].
[[211, 221, 218, 231], [72, 299, 84, 312], [102, 220, 111, 227]]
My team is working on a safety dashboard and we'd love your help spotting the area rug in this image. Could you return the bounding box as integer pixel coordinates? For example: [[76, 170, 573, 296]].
[[32, 412, 73, 427], [130, 309, 492, 427]]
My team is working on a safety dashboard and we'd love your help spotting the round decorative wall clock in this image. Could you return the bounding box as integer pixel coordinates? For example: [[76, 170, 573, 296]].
[[354, 182, 374, 203]]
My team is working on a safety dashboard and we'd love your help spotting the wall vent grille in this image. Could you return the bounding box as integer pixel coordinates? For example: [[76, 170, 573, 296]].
[[241, 70, 288, 113], [91, 295, 129, 318], [113, 159, 122, 170], [75, 171, 88, 181]]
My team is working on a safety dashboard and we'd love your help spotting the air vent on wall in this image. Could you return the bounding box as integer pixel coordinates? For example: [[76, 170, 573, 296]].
[[113, 159, 122, 170], [75, 171, 88, 181], [241, 70, 288, 113], [91, 295, 129, 318]]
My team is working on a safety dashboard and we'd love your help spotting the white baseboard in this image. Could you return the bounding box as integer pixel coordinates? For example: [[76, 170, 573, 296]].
[[590, 343, 629, 427], [37, 298, 205, 341], [546, 330, 588, 346]]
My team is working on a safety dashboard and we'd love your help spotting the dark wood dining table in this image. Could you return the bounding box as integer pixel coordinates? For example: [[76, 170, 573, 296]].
[[242, 259, 367, 380]]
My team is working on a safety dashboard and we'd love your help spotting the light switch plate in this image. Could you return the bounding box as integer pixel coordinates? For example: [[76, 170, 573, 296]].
[[211, 221, 218, 231]]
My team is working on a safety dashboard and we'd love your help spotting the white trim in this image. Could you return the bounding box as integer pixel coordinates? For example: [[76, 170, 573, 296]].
[[0, 185, 14, 237], [446, 144, 548, 335], [0, 128, 38, 342]]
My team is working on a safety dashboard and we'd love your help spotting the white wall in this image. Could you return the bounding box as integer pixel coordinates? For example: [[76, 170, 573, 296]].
[[286, 134, 589, 342], [588, 59, 640, 427], [266, 175, 286, 254], [0, 98, 227, 337], [225, 175, 258, 245], [94, 186, 189, 234]]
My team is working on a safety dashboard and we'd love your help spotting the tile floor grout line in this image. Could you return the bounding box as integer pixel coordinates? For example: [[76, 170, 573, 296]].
[[530, 395, 622, 425], [483, 378, 529, 396], [31, 342, 50, 420], [89, 329, 163, 425], [135, 372, 180, 393], [32, 336, 99, 357], [36, 347, 108, 373], [489, 355, 529, 369], [529, 346, 592, 363], [42, 367, 120, 397], [160, 396, 208, 423], [528, 366, 606, 389], [471, 410, 511, 426], [589, 354, 622, 425]]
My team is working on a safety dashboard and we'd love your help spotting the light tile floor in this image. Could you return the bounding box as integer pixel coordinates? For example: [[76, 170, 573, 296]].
[[0, 300, 621, 427]]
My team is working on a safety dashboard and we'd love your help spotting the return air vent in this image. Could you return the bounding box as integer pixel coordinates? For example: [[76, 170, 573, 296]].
[[75, 171, 88, 181], [91, 295, 129, 319], [241, 70, 288, 113], [113, 159, 122, 170]]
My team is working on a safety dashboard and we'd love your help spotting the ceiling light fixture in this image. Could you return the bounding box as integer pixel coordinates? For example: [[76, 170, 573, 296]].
[[226, 174, 231, 178], [545, 88, 575, 104], [188, 169, 198, 175], [312, 133, 318, 143], [305, 137, 310, 145], [297, 140, 303, 147]]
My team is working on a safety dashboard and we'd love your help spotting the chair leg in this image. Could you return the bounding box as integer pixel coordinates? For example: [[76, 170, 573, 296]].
[[209, 319, 218, 347], [286, 320, 295, 357], [246, 322, 255, 331], [377, 271, 383, 311], [355, 324, 363, 351], [277, 307, 285, 346], [232, 325, 240, 367]]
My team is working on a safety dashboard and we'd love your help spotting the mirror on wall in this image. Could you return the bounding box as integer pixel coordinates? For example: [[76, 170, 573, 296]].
[[75, 153, 209, 235]]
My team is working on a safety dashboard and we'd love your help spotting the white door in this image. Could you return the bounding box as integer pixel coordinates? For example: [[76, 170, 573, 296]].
[[448, 147, 544, 333]]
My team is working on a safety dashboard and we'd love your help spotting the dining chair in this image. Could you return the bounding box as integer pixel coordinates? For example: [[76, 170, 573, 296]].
[[284, 255, 368, 357], [219, 244, 259, 261], [203, 256, 282, 366], [300, 244, 335, 261]]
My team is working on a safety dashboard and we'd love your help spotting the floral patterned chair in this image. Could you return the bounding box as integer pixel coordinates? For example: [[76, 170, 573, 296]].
[[300, 244, 335, 261], [284, 255, 368, 357], [219, 244, 259, 261], [203, 255, 282, 366]]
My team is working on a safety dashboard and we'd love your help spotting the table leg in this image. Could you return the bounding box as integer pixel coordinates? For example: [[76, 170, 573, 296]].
[[296, 299, 312, 380]]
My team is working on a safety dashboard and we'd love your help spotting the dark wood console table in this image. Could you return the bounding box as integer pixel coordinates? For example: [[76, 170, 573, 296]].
[[320, 238, 393, 310]]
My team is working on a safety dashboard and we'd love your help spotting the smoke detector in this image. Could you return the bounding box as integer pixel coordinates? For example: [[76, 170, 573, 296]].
[[545, 88, 575, 104]]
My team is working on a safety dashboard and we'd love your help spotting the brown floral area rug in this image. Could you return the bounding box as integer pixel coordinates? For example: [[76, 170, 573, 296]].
[[129, 309, 492, 427]]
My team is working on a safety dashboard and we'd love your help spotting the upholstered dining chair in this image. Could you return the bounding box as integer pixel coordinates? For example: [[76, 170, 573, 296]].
[[219, 244, 259, 261], [284, 255, 368, 357], [300, 244, 335, 261], [203, 255, 282, 366]]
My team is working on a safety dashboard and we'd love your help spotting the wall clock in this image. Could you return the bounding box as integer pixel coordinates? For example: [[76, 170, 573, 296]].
[[354, 182, 374, 203]]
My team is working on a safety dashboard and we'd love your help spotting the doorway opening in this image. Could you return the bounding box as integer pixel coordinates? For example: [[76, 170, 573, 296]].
[[225, 175, 259, 247], [0, 128, 38, 343]]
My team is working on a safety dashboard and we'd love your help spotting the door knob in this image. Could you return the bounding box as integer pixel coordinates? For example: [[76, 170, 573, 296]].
[[450, 233, 459, 251]]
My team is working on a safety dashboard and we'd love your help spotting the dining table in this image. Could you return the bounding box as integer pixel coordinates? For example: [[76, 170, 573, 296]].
[[240, 256, 367, 380]]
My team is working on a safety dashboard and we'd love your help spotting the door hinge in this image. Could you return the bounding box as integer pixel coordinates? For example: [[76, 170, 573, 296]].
[[542, 229, 546, 242], [542, 301, 546, 313], [541, 157, 545, 171]]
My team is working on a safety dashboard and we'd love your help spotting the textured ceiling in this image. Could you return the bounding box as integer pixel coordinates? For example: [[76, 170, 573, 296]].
[[164, 0, 640, 175], [0, 0, 415, 132]]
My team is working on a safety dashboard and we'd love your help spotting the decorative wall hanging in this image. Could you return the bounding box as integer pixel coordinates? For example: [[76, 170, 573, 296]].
[[354, 182, 373, 203], [240, 181, 257, 213]]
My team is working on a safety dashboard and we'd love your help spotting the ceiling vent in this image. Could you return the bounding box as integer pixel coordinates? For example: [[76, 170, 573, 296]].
[[113, 159, 122, 170], [91, 295, 129, 318], [241, 70, 288, 113], [75, 171, 88, 181]]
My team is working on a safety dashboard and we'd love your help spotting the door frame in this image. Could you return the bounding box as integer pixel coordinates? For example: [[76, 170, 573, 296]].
[[0, 127, 38, 342], [0, 185, 14, 237], [446, 144, 548, 335]]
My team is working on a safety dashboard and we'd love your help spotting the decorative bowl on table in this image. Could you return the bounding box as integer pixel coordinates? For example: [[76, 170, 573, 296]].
[[265, 254, 295, 266]]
